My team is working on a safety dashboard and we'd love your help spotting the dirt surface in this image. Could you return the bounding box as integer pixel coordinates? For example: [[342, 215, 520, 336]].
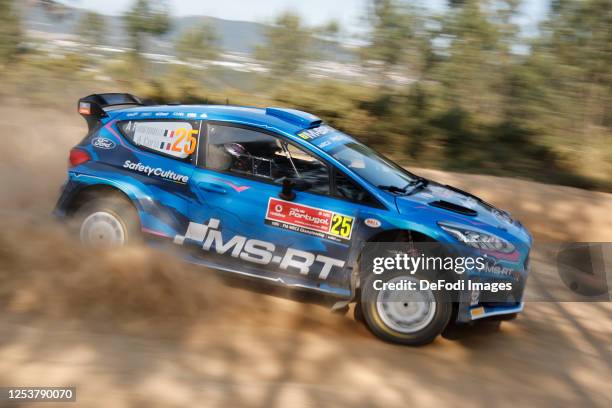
[[0, 103, 611, 407]]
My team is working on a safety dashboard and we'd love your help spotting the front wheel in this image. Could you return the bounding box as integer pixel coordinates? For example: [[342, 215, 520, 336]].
[[360, 270, 453, 346]]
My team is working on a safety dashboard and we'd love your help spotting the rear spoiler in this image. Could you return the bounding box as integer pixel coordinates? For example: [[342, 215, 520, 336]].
[[78, 93, 152, 130]]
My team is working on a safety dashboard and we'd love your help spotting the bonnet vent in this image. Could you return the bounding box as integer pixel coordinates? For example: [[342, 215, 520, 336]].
[[429, 200, 478, 216]]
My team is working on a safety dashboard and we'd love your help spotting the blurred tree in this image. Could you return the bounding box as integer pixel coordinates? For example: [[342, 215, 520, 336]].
[[320, 20, 340, 37], [524, 0, 612, 183], [2, 0, 607, 191], [362, 0, 414, 82], [0, 0, 22, 64], [176, 23, 219, 62], [256, 12, 311, 77], [434, 0, 500, 112], [76, 11, 107, 46], [310, 19, 347, 62], [540, 0, 611, 134], [39, 0, 70, 21], [123, 0, 171, 56]]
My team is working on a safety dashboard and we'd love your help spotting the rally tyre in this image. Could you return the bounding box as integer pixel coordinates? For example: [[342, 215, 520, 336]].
[[360, 270, 453, 346], [75, 195, 140, 247], [354, 302, 365, 323]]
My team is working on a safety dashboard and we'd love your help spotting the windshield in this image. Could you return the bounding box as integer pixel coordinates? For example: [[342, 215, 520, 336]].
[[328, 141, 417, 190]]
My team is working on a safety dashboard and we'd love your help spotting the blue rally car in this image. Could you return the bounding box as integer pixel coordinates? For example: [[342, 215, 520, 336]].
[[55, 93, 532, 345]]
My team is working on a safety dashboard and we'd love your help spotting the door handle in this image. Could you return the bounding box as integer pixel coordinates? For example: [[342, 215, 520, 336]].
[[197, 182, 228, 194]]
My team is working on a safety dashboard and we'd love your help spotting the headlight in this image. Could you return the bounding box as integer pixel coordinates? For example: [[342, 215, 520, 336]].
[[438, 222, 515, 254]]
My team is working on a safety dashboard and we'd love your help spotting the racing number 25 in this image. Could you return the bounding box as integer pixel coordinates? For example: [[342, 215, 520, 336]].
[[172, 128, 198, 155], [330, 214, 353, 238]]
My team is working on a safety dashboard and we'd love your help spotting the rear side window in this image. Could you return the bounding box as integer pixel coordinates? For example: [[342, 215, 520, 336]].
[[118, 120, 202, 161]]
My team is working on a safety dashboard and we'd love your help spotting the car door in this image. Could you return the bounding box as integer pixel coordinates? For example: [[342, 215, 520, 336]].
[[177, 122, 360, 295], [111, 117, 201, 236]]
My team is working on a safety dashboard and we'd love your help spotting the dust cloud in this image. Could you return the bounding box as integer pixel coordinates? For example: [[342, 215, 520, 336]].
[[0, 102, 349, 331]]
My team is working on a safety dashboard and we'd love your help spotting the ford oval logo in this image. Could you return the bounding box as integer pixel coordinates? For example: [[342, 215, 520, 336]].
[[92, 137, 116, 150]]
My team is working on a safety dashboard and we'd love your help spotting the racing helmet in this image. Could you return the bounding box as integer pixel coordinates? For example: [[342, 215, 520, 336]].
[[224, 142, 252, 173]]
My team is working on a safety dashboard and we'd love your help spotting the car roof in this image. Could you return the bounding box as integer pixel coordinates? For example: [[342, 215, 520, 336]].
[[110, 105, 321, 137]]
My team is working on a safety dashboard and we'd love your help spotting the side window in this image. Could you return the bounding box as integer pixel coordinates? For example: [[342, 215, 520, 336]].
[[334, 170, 378, 206], [204, 124, 329, 195], [118, 120, 201, 161]]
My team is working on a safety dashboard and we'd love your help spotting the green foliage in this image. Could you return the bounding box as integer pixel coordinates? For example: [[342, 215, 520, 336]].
[[361, 0, 415, 78], [256, 12, 311, 77], [123, 0, 171, 54], [176, 23, 219, 62], [0, 0, 22, 64], [321, 20, 340, 36], [76, 11, 107, 46]]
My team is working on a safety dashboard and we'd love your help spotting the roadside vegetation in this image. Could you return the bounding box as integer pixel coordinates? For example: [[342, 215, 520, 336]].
[[1, 0, 610, 191]]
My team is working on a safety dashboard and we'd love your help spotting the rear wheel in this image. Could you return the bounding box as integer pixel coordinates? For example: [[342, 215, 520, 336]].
[[75, 196, 139, 246], [360, 270, 452, 346]]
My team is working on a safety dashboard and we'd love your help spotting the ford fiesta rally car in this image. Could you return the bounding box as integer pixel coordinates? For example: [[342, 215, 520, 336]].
[[55, 93, 532, 345]]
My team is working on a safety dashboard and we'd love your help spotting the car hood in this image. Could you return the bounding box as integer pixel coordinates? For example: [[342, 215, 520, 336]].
[[395, 181, 531, 245]]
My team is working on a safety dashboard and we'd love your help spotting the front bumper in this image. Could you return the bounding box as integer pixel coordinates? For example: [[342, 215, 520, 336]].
[[456, 260, 530, 323], [468, 302, 524, 321]]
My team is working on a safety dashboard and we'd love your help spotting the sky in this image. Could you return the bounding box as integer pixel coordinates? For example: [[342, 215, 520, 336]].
[[65, 0, 549, 33], [67, 0, 371, 27]]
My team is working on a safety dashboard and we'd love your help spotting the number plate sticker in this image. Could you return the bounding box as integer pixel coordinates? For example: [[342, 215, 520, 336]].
[[265, 198, 354, 243]]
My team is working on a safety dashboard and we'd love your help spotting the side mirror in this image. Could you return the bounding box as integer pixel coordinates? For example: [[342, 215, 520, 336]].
[[278, 178, 312, 201], [279, 178, 296, 201], [292, 178, 312, 191]]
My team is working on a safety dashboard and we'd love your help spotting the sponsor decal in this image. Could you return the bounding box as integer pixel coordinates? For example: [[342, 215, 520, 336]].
[[173, 112, 185, 117], [470, 289, 480, 306], [200, 113, 208, 118], [126, 112, 139, 117], [91, 137, 116, 150], [313, 133, 349, 150], [479, 259, 520, 279], [364, 218, 381, 228], [186, 112, 197, 118], [297, 125, 334, 141], [174, 218, 345, 279], [132, 122, 197, 159], [123, 160, 189, 184], [154, 112, 170, 117], [265, 198, 354, 243]]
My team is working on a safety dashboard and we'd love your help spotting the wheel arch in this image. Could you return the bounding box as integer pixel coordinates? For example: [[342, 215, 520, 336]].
[[350, 227, 459, 296], [64, 183, 140, 218]]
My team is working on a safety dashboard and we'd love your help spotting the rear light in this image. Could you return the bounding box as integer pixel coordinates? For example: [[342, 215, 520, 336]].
[[69, 148, 91, 167], [78, 101, 91, 115]]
